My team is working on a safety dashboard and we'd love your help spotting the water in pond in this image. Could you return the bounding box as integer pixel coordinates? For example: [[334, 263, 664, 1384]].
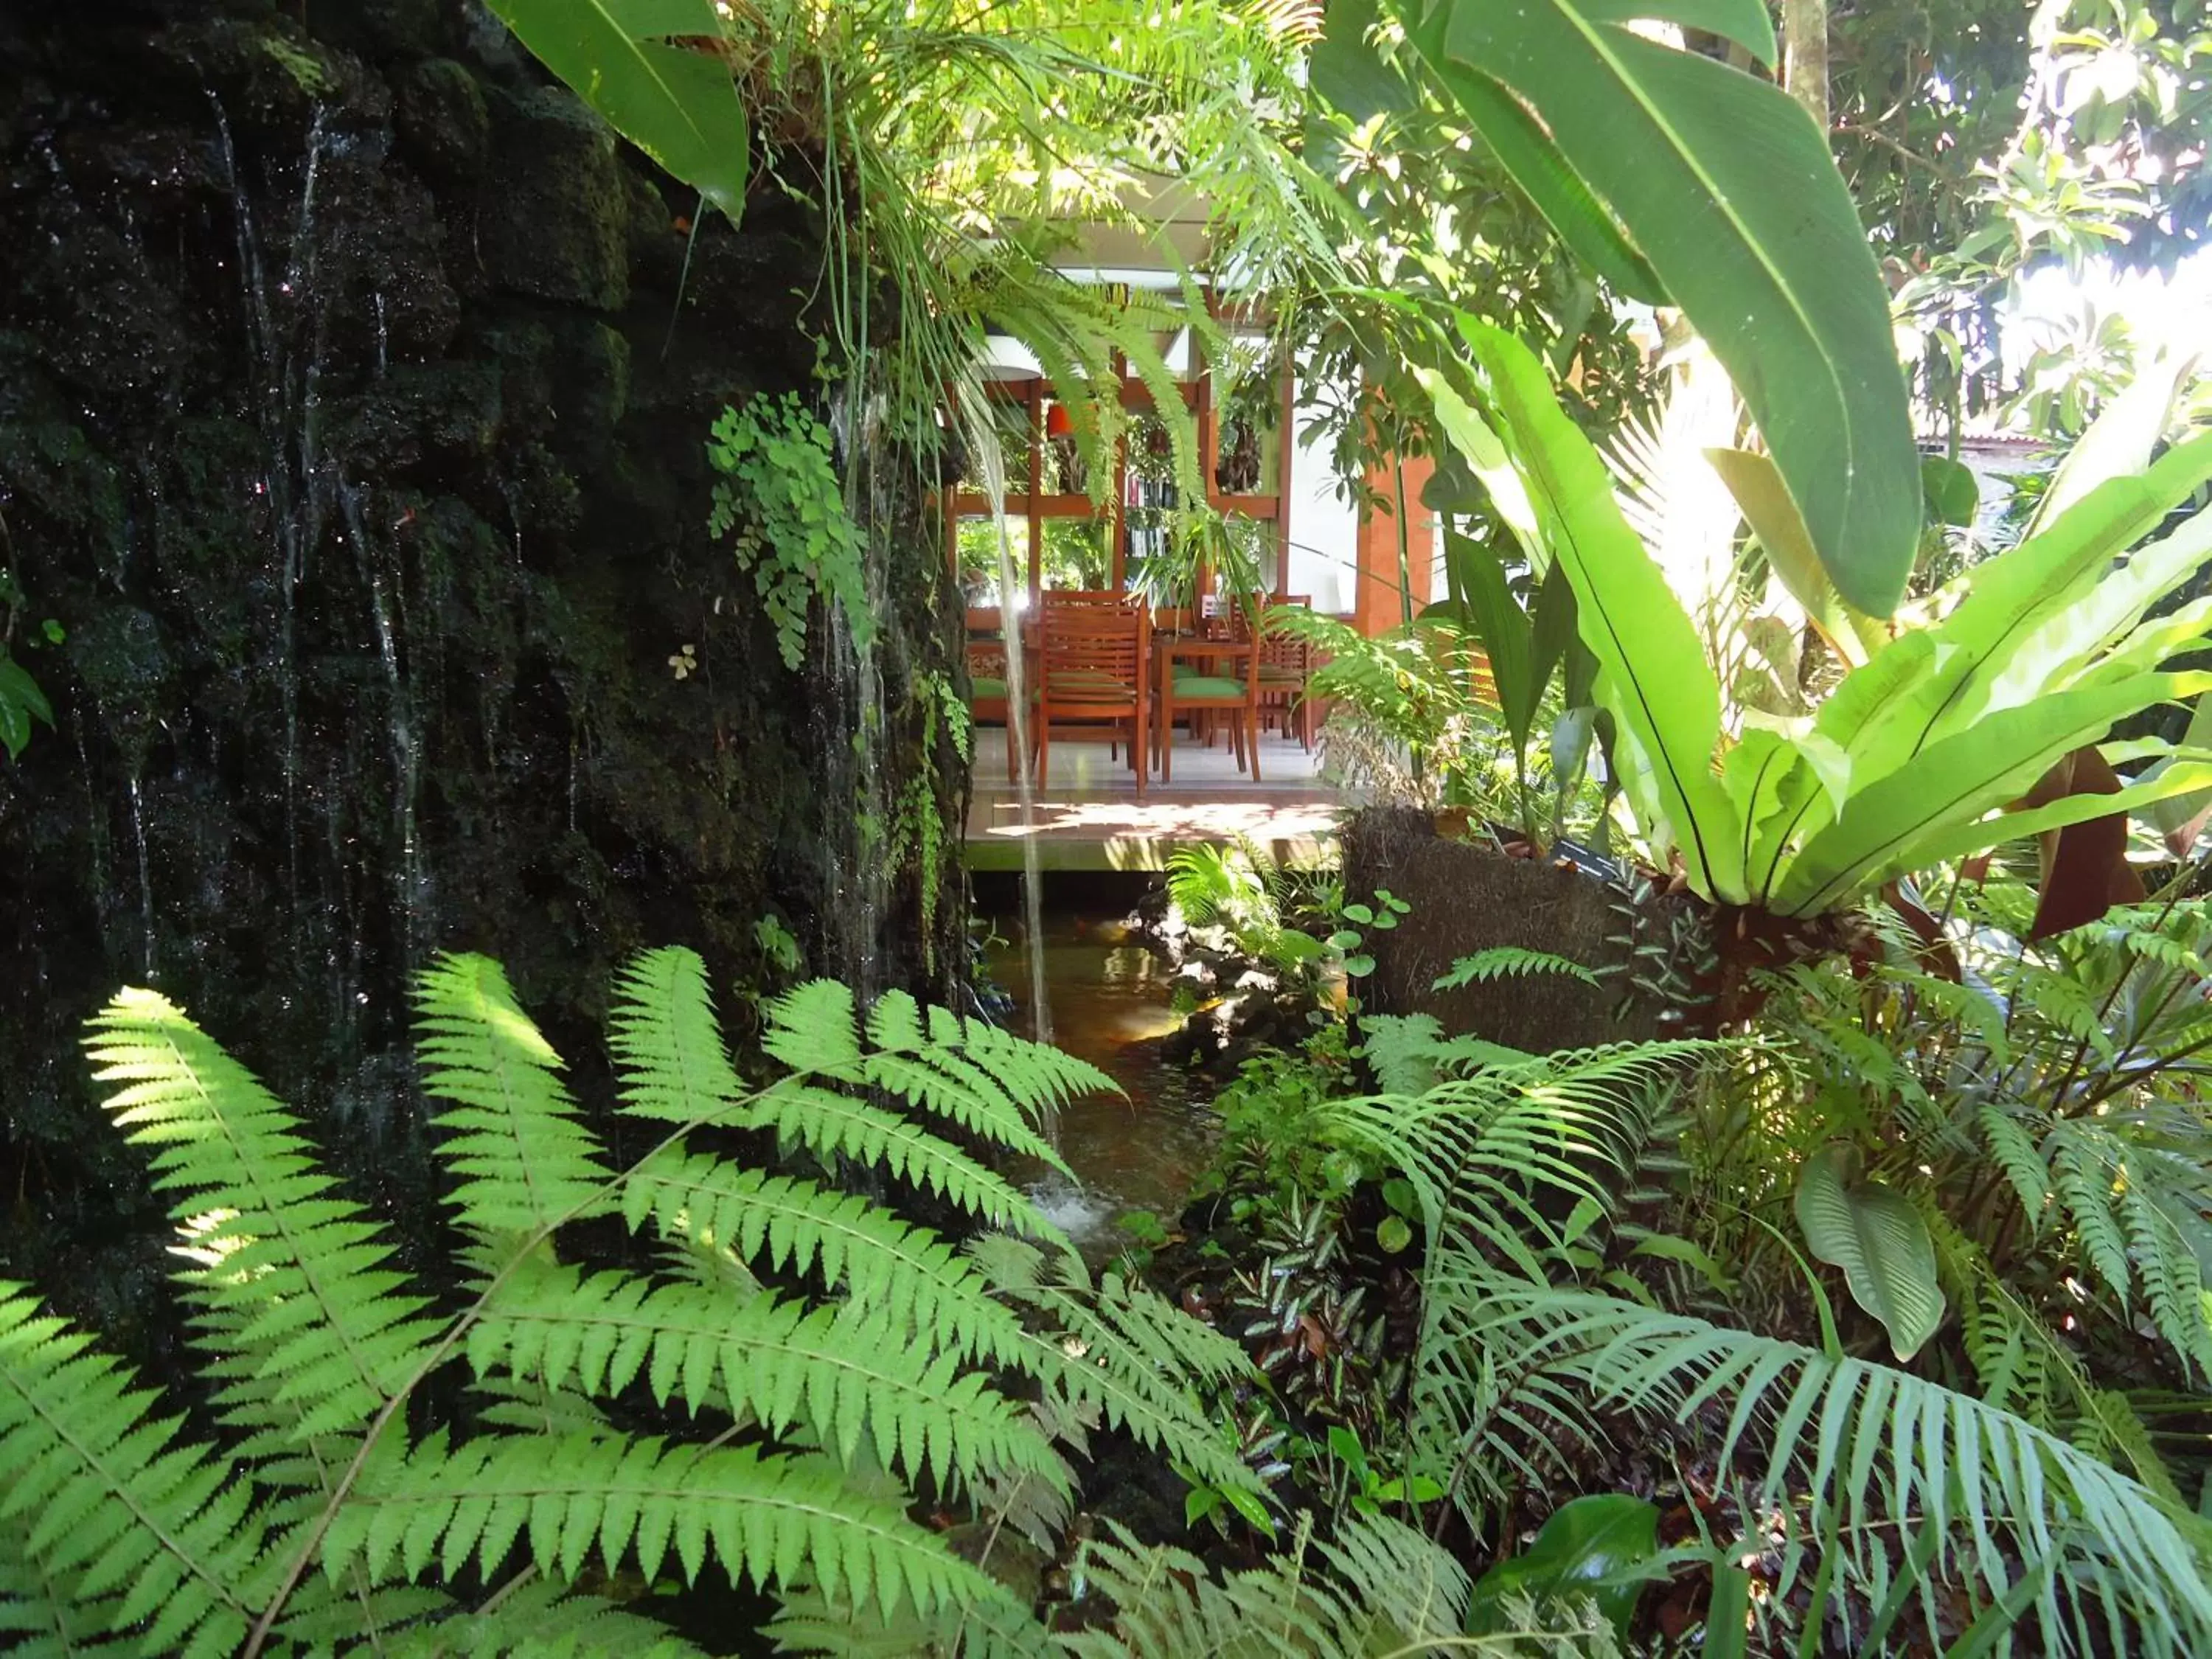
[[988, 911, 1219, 1251]]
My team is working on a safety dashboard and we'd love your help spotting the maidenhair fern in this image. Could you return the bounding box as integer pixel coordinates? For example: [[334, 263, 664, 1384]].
[[0, 947, 1295, 1655]]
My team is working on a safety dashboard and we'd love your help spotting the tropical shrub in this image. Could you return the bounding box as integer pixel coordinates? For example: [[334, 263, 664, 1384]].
[[1755, 887, 2212, 1486], [1425, 319, 2212, 925], [1310, 1031, 2212, 1653]]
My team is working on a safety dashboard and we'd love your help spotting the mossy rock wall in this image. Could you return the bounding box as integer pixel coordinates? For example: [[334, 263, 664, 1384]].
[[0, 1, 967, 1341], [1340, 807, 1682, 1054]]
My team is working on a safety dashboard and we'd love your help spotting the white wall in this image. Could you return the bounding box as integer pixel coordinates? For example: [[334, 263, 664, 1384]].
[[1285, 386, 1360, 613]]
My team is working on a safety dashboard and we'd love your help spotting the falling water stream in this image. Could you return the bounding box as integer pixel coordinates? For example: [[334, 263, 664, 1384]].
[[986, 907, 1219, 1252], [963, 404, 1054, 1049]]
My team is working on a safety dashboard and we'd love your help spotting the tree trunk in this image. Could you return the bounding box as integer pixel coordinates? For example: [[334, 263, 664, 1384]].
[[1784, 0, 1831, 134]]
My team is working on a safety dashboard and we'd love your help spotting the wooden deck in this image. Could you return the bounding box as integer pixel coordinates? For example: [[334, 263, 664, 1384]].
[[964, 731, 1342, 872]]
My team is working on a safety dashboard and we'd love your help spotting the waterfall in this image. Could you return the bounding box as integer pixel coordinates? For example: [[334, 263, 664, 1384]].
[[824, 386, 890, 1006], [128, 773, 155, 982], [341, 483, 426, 964], [961, 401, 1053, 1051]]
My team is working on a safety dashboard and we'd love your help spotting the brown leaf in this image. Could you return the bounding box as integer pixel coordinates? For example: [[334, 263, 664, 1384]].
[[2023, 748, 2146, 940]]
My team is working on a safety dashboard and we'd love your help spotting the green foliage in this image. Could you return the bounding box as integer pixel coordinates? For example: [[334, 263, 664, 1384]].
[[1792, 1144, 1947, 1362], [1427, 321, 2212, 916], [1386, 0, 1922, 613], [0, 650, 51, 761], [708, 394, 872, 672], [755, 913, 804, 978], [1162, 840, 1330, 985], [0, 948, 1298, 1654], [1267, 603, 1528, 814], [1465, 1495, 1661, 1642], [1326, 888, 1409, 983], [1052, 1513, 1478, 1659], [891, 674, 967, 966], [1307, 1031, 2212, 1652], [1432, 947, 1596, 993], [1764, 891, 2212, 1455]]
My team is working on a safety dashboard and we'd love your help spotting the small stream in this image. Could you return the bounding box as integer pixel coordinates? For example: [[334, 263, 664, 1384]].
[[987, 905, 1220, 1251]]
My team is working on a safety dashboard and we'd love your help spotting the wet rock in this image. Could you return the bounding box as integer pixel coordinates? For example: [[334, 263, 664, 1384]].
[[483, 85, 627, 311], [326, 360, 503, 477], [0, 8, 967, 1366], [394, 57, 487, 183]]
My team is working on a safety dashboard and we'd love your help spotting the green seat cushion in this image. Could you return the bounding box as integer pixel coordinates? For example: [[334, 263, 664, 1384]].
[[1170, 675, 1251, 700], [969, 676, 1007, 701], [1170, 662, 1203, 681]]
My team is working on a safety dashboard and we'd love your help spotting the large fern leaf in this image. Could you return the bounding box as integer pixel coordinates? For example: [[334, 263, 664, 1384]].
[[324, 1430, 1006, 1623], [619, 1150, 1037, 1366], [1466, 1281, 2212, 1653], [466, 1251, 1068, 1499], [414, 953, 612, 1239], [0, 1288, 269, 1659], [84, 989, 440, 1455]]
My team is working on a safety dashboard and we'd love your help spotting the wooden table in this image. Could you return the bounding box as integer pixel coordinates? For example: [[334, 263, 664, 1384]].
[[1152, 636, 1257, 784]]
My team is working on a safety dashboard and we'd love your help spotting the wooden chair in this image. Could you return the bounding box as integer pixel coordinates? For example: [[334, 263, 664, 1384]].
[[964, 631, 1018, 779], [1256, 594, 1318, 750], [1033, 593, 1151, 796], [1157, 601, 1260, 785]]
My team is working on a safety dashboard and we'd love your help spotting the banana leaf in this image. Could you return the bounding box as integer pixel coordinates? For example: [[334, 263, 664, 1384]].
[[1775, 672, 2212, 914], [1406, 0, 1920, 617], [1436, 319, 1746, 900], [488, 0, 751, 221]]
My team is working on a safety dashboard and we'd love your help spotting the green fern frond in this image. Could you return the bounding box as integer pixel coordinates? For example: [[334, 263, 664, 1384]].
[[761, 1082, 1060, 1239], [415, 953, 611, 1238], [859, 987, 1114, 1157], [0, 1288, 268, 1659], [863, 1010, 1075, 1171], [466, 1370, 623, 1442], [981, 1251, 1263, 1501], [619, 1151, 1037, 1366], [0, 1520, 125, 1658], [1314, 1511, 1475, 1646], [378, 1573, 710, 1657], [466, 1252, 1069, 1499], [769, 1577, 1053, 1659], [608, 946, 751, 1127], [944, 1014, 1121, 1121], [1431, 947, 1599, 992], [761, 981, 868, 1077], [326, 1430, 1004, 1624], [1468, 1281, 2212, 1653], [84, 988, 440, 1454], [1057, 1513, 1475, 1658], [1977, 1106, 2051, 1225]]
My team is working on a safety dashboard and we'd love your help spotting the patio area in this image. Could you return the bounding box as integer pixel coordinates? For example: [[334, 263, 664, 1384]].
[[963, 731, 1343, 872]]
